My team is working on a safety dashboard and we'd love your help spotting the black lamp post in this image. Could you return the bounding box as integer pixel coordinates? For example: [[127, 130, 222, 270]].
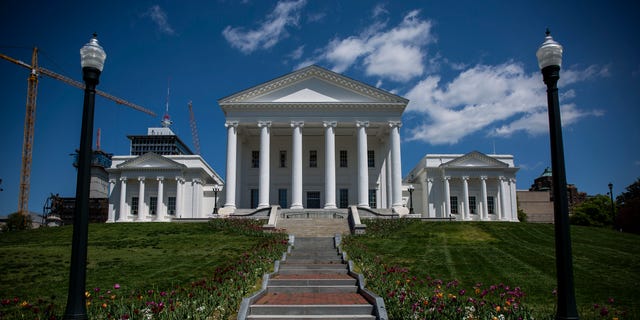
[[608, 183, 615, 225], [537, 29, 579, 320], [408, 184, 415, 214], [213, 185, 223, 215], [63, 34, 106, 320]]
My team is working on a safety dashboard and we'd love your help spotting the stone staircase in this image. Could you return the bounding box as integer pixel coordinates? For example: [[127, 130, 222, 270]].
[[275, 211, 350, 237], [243, 237, 378, 319]]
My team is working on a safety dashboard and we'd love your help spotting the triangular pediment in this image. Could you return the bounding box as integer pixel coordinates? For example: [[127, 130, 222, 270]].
[[441, 151, 509, 168], [117, 152, 186, 169], [219, 65, 408, 104]]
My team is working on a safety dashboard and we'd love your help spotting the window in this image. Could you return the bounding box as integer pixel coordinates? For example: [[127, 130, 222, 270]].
[[340, 150, 348, 167], [339, 189, 349, 208], [369, 189, 377, 208], [131, 197, 139, 215], [251, 150, 260, 168], [367, 150, 375, 168], [149, 197, 157, 215], [309, 150, 318, 168], [488, 196, 495, 214], [450, 196, 458, 214], [469, 196, 477, 214], [279, 150, 287, 168], [278, 189, 287, 208], [250, 189, 259, 209], [168, 197, 176, 215], [307, 191, 321, 208]]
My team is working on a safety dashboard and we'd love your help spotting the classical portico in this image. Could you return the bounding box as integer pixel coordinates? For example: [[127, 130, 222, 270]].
[[405, 151, 520, 221], [218, 65, 408, 214], [107, 152, 223, 222]]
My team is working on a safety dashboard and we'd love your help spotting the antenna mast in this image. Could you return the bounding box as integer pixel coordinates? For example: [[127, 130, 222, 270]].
[[161, 78, 172, 127]]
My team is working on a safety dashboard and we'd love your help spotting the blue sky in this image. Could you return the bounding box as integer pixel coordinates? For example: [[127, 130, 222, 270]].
[[1, 1, 639, 216]]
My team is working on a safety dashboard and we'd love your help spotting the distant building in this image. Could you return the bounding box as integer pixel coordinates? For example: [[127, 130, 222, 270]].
[[128, 126, 194, 156], [518, 167, 587, 223], [404, 151, 520, 221]]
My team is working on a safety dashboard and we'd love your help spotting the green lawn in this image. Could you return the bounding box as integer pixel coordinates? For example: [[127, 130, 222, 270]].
[[0, 221, 281, 316], [344, 220, 640, 317]]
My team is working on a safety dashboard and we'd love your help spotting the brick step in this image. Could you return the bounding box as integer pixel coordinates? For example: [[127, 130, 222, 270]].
[[285, 258, 343, 264], [247, 315, 375, 319], [269, 278, 356, 286], [267, 285, 357, 293], [249, 304, 373, 316], [277, 268, 348, 275], [280, 264, 348, 270]]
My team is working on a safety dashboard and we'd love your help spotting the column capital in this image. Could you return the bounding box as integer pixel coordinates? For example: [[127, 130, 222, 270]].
[[480, 176, 488, 180], [388, 120, 402, 128], [119, 177, 127, 182], [225, 120, 239, 128], [462, 176, 470, 181], [323, 120, 337, 128], [426, 177, 434, 183], [175, 176, 185, 183], [192, 178, 203, 185], [291, 120, 304, 128], [356, 120, 369, 128], [509, 178, 517, 183], [138, 177, 146, 182], [499, 176, 507, 181], [157, 176, 165, 182], [109, 178, 116, 184], [258, 120, 272, 128], [443, 176, 451, 181]]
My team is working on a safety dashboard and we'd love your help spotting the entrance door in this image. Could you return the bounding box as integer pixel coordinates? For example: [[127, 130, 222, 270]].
[[306, 191, 321, 208], [250, 189, 259, 209]]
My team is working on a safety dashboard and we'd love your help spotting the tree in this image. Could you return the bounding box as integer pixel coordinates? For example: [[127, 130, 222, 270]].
[[2, 212, 32, 231], [570, 194, 613, 227], [616, 178, 640, 234]]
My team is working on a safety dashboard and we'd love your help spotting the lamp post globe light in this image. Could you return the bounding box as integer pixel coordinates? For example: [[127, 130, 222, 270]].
[[213, 185, 223, 215], [536, 29, 579, 320], [407, 184, 415, 215], [63, 34, 106, 320]]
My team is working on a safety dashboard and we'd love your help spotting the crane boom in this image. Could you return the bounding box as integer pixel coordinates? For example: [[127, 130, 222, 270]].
[[0, 52, 155, 116], [1, 48, 155, 217], [187, 101, 201, 155]]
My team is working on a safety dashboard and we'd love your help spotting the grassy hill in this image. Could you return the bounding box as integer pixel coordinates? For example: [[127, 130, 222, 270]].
[[343, 220, 640, 318], [0, 221, 637, 318]]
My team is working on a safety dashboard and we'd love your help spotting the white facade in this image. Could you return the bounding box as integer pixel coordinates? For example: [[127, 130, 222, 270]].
[[218, 65, 408, 214], [405, 151, 520, 221], [106, 152, 223, 222]]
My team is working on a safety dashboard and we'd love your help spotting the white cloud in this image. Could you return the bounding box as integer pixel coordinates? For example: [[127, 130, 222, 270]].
[[297, 9, 433, 82], [145, 5, 175, 35], [372, 3, 389, 18], [404, 63, 607, 145], [222, 0, 307, 54], [561, 64, 610, 85], [288, 45, 305, 60]]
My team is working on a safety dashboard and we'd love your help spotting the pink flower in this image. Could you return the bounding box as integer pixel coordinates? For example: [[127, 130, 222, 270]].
[[114, 283, 121, 289]]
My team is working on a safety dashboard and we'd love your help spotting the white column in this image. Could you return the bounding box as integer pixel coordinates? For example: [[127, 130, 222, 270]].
[[356, 121, 369, 207], [389, 121, 403, 209], [480, 176, 488, 220], [258, 121, 271, 208], [157, 177, 165, 221], [443, 176, 451, 218], [323, 121, 337, 209], [462, 176, 470, 220], [385, 152, 392, 208], [510, 178, 518, 221], [224, 121, 238, 209], [192, 179, 203, 218], [424, 178, 433, 218], [291, 121, 304, 209], [138, 177, 147, 221], [107, 179, 116, 222], [499, 176, 508, 221], [118, 177, 128, 222], [176, 177, 184, 218]]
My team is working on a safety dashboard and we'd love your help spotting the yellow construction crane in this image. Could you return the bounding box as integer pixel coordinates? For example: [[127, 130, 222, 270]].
[[187, 101, 201, 155], [1, 48, 156, 217]]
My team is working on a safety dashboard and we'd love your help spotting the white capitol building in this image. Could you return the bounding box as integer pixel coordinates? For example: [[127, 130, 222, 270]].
[[107, 65, 519, 222]]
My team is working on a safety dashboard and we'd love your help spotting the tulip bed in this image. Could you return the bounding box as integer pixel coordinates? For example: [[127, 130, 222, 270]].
[[342, 219, 639, 320], [0, 219, 287, 319]]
